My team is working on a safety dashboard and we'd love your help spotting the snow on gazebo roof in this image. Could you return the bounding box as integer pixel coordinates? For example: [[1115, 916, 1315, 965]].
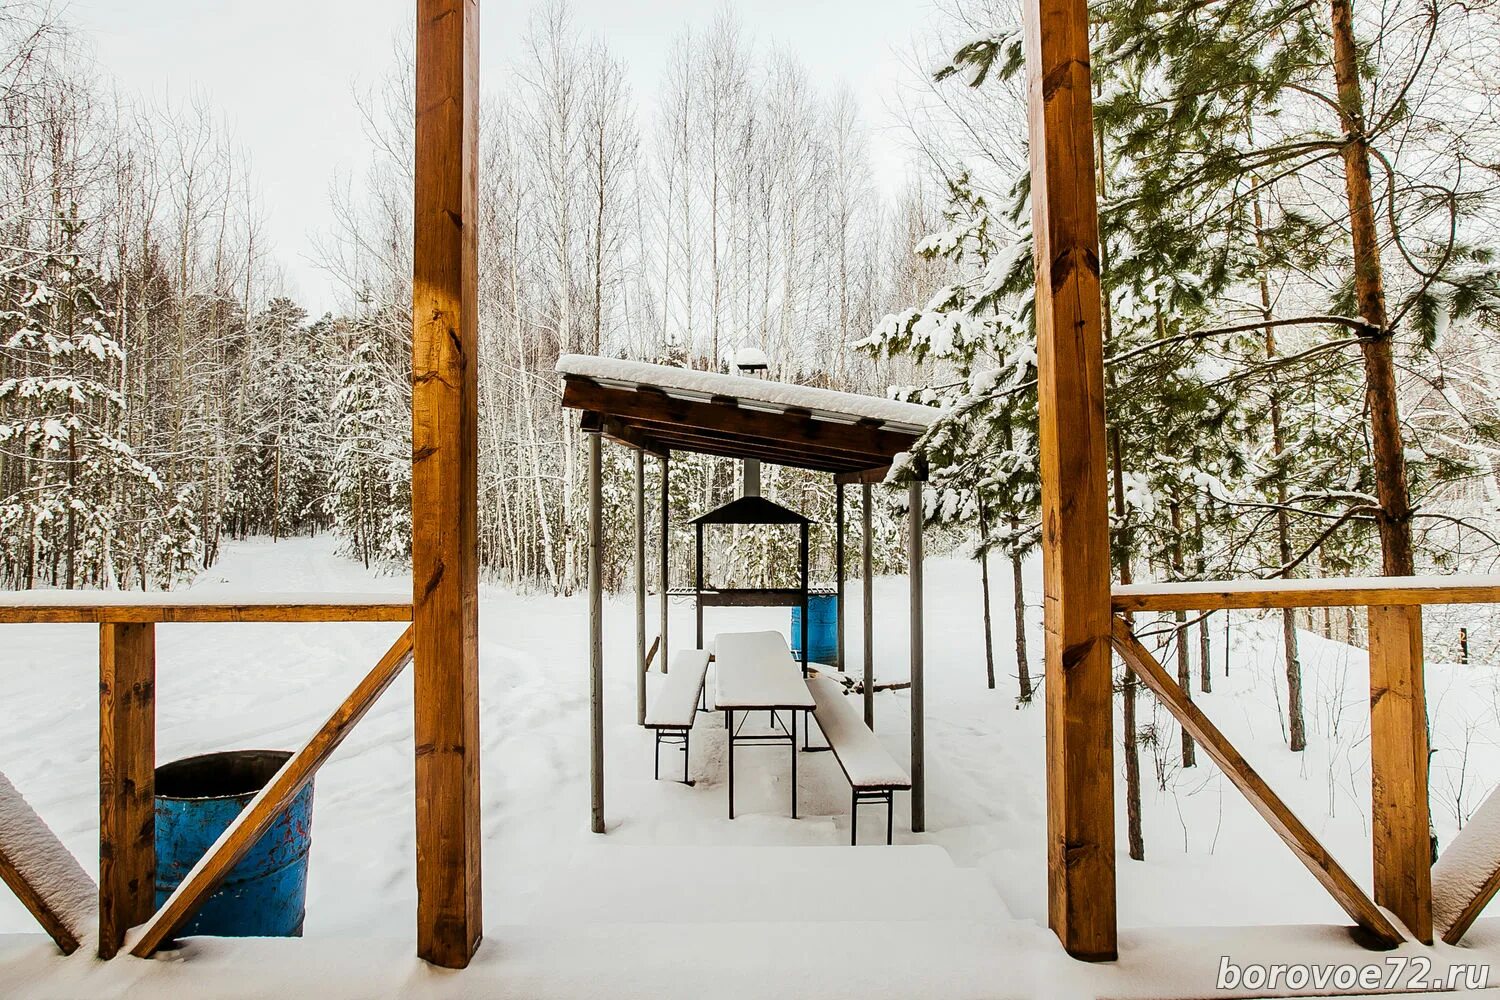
[[557, 354, 937, 477], [556, 355, 939, 435]]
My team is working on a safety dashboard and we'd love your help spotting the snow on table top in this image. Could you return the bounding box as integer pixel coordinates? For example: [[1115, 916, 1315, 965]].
[[1434, 785, 1500, 933], [713, 631, 816, 710], [556, 354, 940, 434], [807, 677, 910, 788], [0, 771, 94, 941]]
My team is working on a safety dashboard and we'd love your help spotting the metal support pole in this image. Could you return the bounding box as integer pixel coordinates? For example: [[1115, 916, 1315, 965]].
[[909, 479, 925, 833], [635, 450, 646, 726], [588, 432, 605, 834], [799, 523, 810, 672], [862, 483, 874, 730], [660, 453, 670, 672], [835, 481, 845, 672], [695, 522, 705, 651]]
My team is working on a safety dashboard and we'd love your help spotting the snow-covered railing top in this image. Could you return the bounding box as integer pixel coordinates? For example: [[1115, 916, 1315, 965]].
[[556, 355, 940, 435], [0, 591, 412, 624], [1112, 574, 1500, 612]]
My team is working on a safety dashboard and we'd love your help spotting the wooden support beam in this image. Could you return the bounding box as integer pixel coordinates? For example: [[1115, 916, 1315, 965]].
[[909, 480, 925, 833], [98, 622, 155, 959], [1025, 0, 1116, 958], [637, 426, 881, 474], [412, 0, 482, 969], [635, 449, 647, 727], [1368, 604, 1432, 942], [835, 465, 892, 486], [0, 771, 95, 955], [133, 627, 415, 958], [588, 431, 605, 834], [862, 483, 875, 730], [1111, 618, 1404, 948], [561, 378, 915, 467]]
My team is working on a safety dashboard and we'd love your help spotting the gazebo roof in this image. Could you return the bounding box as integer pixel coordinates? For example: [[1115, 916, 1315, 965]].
[[689, 495, 812, 526], [557, 354, 937, 479]]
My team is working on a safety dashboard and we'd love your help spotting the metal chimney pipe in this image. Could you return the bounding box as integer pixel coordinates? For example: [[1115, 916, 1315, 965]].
[[733, 348, 769, 498]]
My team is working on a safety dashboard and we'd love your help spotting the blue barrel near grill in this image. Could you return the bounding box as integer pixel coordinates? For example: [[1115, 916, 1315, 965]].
[[791, 594, 840, 666], [154, 749, 314, 938]]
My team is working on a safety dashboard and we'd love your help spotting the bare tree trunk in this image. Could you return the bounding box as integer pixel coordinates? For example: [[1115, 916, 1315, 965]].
[[978, 501, 996, 690], [1330, 0, 1414, 578]]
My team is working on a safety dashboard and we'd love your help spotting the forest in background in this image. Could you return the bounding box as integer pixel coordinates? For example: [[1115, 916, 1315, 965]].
[[0, 2, 946, 597]]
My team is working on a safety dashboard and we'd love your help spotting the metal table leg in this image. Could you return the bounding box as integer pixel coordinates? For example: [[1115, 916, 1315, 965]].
[[727, 709, 735, 819], [791, 709, 798, 819]]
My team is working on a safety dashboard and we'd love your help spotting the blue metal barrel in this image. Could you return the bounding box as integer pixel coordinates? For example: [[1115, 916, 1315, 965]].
[[791, 594, 840, 666], [154, 749, 314, 938]]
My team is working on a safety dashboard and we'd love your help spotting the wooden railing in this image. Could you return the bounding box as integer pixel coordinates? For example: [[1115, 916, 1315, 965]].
[[0, 594, 413, 959], [1110, 576, 1500, 949]]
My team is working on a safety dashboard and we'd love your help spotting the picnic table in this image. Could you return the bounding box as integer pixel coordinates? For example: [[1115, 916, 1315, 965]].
[[712, 630, 816, 819]]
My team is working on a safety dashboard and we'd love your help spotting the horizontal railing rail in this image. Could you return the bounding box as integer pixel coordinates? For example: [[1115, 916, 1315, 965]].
[[0, 594, 414, 959], [0, 592, 412, 624], [1112, 575, 1500, 612]]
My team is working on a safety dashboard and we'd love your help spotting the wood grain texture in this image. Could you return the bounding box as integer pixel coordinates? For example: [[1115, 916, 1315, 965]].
[[412, 0, 482, 969], [0, 596, 412, 625], [560, 377, 912, 472], [1368, 604, 1432, 942], [1112, 576, 1500, 612], [1024, 0, 1116, 959], [1111, 618, 1403, 948], [98, 622, 155, 959], [132, 626, 414, 958]]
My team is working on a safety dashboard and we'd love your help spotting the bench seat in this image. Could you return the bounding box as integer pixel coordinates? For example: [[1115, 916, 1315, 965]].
[[808, 677, 910, 844], [646, 650, 711, 782]]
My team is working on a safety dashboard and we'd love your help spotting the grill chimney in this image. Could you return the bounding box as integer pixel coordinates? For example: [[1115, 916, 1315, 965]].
[[733, 348, 769, 497]]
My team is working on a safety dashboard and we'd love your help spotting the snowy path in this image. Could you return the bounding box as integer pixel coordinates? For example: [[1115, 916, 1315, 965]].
[[5, 536, 1500, 996]]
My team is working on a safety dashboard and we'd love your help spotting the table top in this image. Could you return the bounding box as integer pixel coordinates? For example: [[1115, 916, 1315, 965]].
[[712, 631, 816, 711]]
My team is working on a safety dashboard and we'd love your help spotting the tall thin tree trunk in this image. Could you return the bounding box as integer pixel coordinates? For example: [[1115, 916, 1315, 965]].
[[1255, 192, 1306, 751], [978, 500, 996, 690], [1330, 0, 1414, 578], [1170, 501, 1196, 767]]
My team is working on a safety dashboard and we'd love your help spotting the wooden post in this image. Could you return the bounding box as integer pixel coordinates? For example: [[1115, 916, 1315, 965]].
[[635, 449, 647, 726], [98, 622, 155, 960], [661, 453, 670, 671], [412, 0, 482, 968], [1369, 603, 1432, 942], [1024, 0, 1118, 959], [835, 481, 846, 672], [862, 483, 875, 729], [589, 431, 605, 834], [908, 481, 925, 832]]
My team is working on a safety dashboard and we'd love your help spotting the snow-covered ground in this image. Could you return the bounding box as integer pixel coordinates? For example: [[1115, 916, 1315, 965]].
[[4, 534, 1500, 997]]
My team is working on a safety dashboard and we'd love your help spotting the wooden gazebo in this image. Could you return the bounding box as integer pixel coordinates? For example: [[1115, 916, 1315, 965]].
[[556, 354, 938, 836]]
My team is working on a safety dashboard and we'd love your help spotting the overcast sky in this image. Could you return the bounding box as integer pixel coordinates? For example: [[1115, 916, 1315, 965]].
[[66, 0, 941, 314]]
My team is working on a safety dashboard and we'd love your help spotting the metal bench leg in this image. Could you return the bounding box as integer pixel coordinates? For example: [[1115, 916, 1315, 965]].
[[653, 730, 660, 780], [887, 793, 894, 845], [791, 709, 798, 820], [683, 729, 691, 783], [727, 709, 735, 820], [851, 787, 858, 846]]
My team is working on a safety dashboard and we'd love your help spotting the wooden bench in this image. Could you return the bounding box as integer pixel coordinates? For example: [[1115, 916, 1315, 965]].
[[645, 650, 711, 783], [807, 676, 911, 844]]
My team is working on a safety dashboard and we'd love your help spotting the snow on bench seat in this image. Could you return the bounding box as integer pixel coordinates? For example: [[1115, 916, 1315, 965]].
[[0, 770, 96, 954], [645, 650, 710, 730], [1434, 785, 1500, 943], [809, 677, 910, 790]]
